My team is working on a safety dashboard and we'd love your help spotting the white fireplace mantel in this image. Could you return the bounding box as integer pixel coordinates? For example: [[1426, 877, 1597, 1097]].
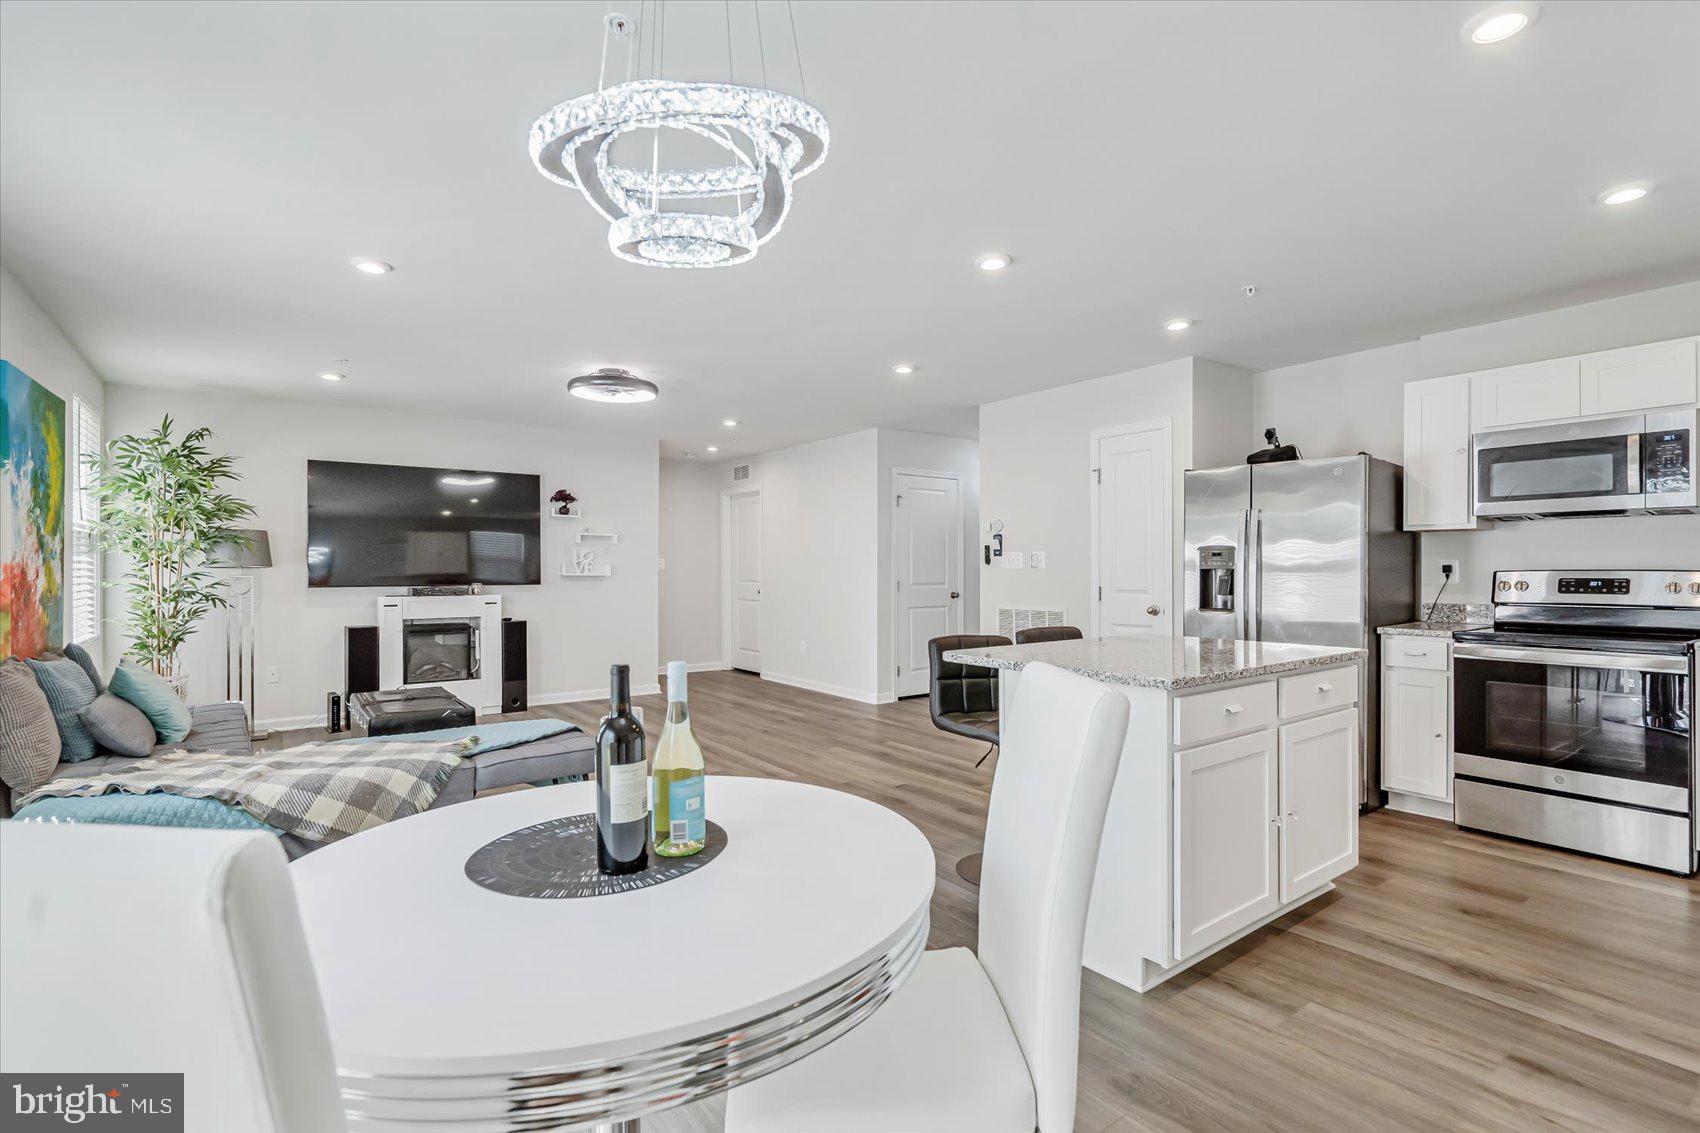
[[377, 594, 504, 714]]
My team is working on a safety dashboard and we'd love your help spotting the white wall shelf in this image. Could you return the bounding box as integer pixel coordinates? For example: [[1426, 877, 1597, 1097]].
[[562, 564, 612, 577], [549, 508, 584, 520], [576, 532, 619, 543]]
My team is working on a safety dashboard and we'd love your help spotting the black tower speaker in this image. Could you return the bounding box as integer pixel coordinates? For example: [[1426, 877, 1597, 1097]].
[[345, 625, 380, 712], [501, 618, 528, 713]]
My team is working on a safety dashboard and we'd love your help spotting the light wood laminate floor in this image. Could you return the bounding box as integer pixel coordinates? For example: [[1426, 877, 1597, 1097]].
[[286, 670, 1700, 1131]]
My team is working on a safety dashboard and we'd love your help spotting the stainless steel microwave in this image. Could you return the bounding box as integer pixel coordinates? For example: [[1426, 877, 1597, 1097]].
[[1473, 410, 1696, 519]]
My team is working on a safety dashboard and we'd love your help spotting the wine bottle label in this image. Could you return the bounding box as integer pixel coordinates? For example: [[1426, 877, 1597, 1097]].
[[606, 762, 649, 824], [668, 777, 706, 843]]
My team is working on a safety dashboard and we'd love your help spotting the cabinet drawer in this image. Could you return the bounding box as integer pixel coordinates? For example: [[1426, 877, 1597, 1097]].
[[1174, 681, 1277, 747], [1383, 636, 1448, 671], [1278, 666, 1359, 719]]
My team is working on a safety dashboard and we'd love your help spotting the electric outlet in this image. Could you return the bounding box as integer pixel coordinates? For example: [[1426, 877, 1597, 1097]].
[[799, 640, 808, 655], [1029, 551, 1046, 569], [1001, 550, 1025, 570], [658, 557, 666, 570], [1439, 560, 1459, 579], [264, 666, 280, 685]]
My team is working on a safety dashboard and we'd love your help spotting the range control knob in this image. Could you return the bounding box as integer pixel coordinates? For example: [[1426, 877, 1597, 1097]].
[[1689, 582, 1700, 595], [1496, 580, 1512, 592], [1514, 580, 1530, 592], [1666, 580, 1684, 594]]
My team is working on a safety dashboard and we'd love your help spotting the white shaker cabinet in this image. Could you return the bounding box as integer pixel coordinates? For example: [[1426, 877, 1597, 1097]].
[[1279, 709, 1360, 901], [1578, 338, 1698, 416], [1402, 373, 1477, 530], [1469, 357, 1582, 429], [1382, 648, 1451, 804], [1173, 729, 1280, 961]]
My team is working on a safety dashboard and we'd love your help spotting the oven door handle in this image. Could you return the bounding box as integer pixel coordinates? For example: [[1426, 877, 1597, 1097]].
[[1452, 642, 1690, 674]]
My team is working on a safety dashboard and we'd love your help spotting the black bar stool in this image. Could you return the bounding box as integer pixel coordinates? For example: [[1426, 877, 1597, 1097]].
[[928, 634, 1010, 886]]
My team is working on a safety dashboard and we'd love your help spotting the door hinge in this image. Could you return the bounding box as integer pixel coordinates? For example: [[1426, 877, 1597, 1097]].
[[1093, 467, 1101, 484], [895, 494, 902, 507], [895, 579, 902, 591], [1098, 585, 1103, 600], [896, 664, 902, 677]]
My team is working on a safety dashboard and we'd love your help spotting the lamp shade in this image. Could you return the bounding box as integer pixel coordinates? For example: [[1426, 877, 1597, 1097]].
[[207, 529, 273, 569]]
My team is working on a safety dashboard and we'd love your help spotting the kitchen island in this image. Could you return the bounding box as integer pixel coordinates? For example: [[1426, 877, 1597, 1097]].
[[945, 635, 1365, 992]]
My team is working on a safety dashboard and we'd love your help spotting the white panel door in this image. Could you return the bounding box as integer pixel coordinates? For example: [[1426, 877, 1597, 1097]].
[[1279, 708, 1359, 902], [1578, 338, 1698, 415], [1402, 374, 1474, 529], [1173, 728, 1280, 960], [1381, 665, 1450, 800], [1093, 422, 1173, 638], [893, 472, 962, 698], [729, 490, 762, 673]]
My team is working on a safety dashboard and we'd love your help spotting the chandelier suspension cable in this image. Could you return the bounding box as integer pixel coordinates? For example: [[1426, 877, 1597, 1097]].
[[724, 0, 734, 82], [754, 0, 769, 89], [785, 0, 806, 98]]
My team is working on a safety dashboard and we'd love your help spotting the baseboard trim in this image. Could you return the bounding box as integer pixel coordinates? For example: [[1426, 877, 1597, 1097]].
[[761, 671, 882, 705], [655, 662, 730, 676], [257, 683, 664, 732]]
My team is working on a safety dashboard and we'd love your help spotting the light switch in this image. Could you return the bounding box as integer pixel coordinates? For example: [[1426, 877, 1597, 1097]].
[[1001, 550, 1026, 570], [1029, 551, 1046, 569]]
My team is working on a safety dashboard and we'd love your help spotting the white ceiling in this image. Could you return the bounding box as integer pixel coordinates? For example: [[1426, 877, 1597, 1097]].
[[2, 1, 1697, 459]]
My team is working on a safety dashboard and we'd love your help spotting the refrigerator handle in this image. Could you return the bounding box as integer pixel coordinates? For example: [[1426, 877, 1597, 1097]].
[[1250, 507, 1263, 642], [1238, 506, 1253, 642]]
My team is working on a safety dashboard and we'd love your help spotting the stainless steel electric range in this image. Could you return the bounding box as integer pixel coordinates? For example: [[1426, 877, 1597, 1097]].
[[1451, 569, 1699, 874]]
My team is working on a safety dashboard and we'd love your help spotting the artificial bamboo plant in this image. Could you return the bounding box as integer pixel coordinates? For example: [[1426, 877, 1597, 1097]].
[[88, 416, 255, 684]]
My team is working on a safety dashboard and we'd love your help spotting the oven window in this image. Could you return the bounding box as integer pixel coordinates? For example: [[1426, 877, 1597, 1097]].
[[1477, 437, 1631, 503], [1453, 657, 1691, 788]]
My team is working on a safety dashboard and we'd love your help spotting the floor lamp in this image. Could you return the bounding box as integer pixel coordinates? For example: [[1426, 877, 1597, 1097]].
[[208, 529, 273, 738]]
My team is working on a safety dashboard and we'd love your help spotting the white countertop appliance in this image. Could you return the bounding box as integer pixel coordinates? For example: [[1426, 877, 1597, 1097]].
[[1183, 456, 1417, 811], [1451, 569, 1699, 875], [1472, 410, 1695, 520]]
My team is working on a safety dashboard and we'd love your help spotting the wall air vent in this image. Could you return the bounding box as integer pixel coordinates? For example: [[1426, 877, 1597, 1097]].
[[997, 607, 1066, 637], [732, 464, 751, 482]]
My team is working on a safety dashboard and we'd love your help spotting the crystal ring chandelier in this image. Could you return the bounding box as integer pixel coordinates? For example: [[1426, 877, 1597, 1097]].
[[530, 6, 829, 269]]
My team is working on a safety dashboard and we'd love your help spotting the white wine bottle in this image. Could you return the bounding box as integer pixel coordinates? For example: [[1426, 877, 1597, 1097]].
[[652, 661, 705, 857]]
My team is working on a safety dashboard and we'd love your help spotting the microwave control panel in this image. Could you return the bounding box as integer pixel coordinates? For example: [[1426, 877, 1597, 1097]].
[[1643, 428, 1692, 495]]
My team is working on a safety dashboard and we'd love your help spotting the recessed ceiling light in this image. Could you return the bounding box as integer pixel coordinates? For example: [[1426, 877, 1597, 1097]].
[[722, 418, 739, 428], [976, 252, 1011, 272], [568, 368, 658, 403], [440, 474, 496, 487], [892, 363, 916, 375], [469, 498, 480, 504], [706, 445, 720, 453], [351, 258, 394, 275], [440, 509, 452, 517], [318, 371, 345, 382], [1461, 1, 1539, 45], [1597, 183, 1651, 206], [1164, 318, 1193, 332]]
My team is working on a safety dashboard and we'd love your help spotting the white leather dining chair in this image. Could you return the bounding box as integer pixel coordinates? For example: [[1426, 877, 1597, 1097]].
[[724, 661, 1131, 1132], [0, 823, 346, 1133]]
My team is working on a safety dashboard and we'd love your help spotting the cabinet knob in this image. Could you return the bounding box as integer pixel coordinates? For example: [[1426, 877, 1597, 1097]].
[[1434, 733, 1443, 739], [1316, 682, 1333, 692]]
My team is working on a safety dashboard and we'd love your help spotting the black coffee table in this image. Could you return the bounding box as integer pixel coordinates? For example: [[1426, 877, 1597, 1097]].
[[348, 687, 476, 737]]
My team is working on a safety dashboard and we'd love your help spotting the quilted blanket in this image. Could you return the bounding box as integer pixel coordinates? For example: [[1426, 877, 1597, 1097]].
[[17, 736, 474, 843]]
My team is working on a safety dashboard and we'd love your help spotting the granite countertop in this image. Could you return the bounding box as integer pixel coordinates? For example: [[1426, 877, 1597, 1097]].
[[941, 636, 1365, 691], [1377, 602, 1494, 638]]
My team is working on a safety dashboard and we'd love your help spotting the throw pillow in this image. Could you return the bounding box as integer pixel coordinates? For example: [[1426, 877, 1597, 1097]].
[[0, 659, 62, 793], [109, 661, 193, 744], [22, 654, 100, 763], [61, 641, 107, 695], [79, 692, 157, 758]]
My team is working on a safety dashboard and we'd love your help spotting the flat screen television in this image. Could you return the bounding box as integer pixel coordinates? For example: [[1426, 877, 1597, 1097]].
[[307, 459, 541, 588]]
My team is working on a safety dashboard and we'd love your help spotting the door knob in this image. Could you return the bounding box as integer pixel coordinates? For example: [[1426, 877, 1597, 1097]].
[[1146, 605, 1162, 616], [950, 591, 960, 599]]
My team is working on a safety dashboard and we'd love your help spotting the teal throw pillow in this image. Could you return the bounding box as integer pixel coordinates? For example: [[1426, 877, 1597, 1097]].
[[22, 654, 100, 762], [109, 661, 193, 744]]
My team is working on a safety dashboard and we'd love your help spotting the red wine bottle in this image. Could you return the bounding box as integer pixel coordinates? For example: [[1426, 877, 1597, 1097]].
[[596, 664, 649, 875]]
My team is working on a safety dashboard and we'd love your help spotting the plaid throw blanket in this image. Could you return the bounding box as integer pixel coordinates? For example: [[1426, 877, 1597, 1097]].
[[18, 737, 475, 842]]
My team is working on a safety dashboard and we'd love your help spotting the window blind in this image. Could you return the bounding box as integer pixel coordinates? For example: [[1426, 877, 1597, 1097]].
[[70, 395, 102, 644]]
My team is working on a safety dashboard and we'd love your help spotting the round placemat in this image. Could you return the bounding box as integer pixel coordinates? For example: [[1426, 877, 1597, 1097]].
[[464, 813, 727, 899]]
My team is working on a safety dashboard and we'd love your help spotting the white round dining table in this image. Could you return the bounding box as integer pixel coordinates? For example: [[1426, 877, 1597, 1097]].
[[290, 776, 935, 1131]]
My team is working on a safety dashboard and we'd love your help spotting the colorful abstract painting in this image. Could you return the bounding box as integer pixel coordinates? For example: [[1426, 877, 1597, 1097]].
[[2, 361, 66, 657]]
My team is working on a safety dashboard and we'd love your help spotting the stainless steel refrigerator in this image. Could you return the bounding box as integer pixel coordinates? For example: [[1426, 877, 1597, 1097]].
[[1183, 456, 1416, 810]]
